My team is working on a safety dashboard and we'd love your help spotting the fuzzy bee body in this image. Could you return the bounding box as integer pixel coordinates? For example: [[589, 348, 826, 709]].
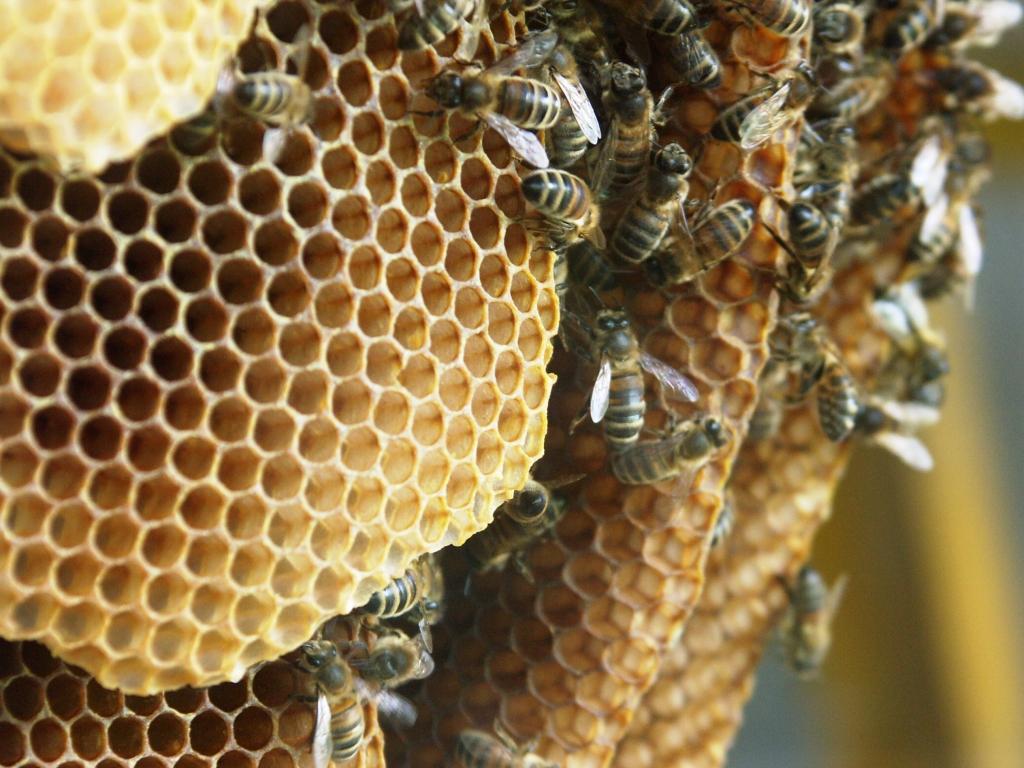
[[809, 71, 889, 120], [522, 169, 593, 223], [816, 360, 859, 442], [780, 567, 847, 677], [813, 3, 865, 54], [648, 198, 756, 286], [567, 239, 617, 291], [464, 487, 567, 572], [883, 4, 938, 56], [610, 144, 693, 263], [787, 202, 837, 265], [398, 0, 474, 50], [498, 79, 564, 129], [609, 418, 727, 485], [297, 641, 365, 766], [668, 31, 722, 89], [732, 0, 812, 36], [596, 63, 653, 195], [548, 107, 590, 167], [624, 0, 699, 34], [851, 174, 917, 225], [232, 73, 312, 125], [454, 728, 557, 768]]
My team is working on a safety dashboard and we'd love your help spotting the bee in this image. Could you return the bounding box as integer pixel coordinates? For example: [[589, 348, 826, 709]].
[[593, 62, 653, 197], [567, 239, 617, 292], [609, 143, 694, 264], [916, 202, 984, 307], [849, 173, 917, 225], [770, 200, 838, 303], [521, 168, 603, 247], [748, 390, 785, 440], [172, 66, 312, 152], [358, 553, 445, 651], [576, 308, 700, 452], [667, 29, 722, 90], [934, 62, 1024, 120], [882, 0, 944, 57], [609, 417, 728, 486], [606, 0, 699, 34], [296, 641, 365, 767], [710, 497, 734, 549], [816, 358, 860, 442], [927, 0, 1022, 49], [543, 0, 614, 74], [646, 198, 757, 286], [711, 64, 816, 150], [855, 398, 940, 471], [349, 631, 435, 688], [808, 63, 890, 121], [463, 481, 569, 576], [871, 285, 949, 400], [425, 30, 562, 168], [778, 566, 847, 678], [547, 107, 590, 168], [546, 44, 602, 145], [729, 0, 812, 37], [397, 0, 474, 51], [812, 3, 865, 56], [455, 724, 558, 768]]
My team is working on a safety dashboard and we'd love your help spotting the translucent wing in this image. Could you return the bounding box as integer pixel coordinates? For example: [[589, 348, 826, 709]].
[[739, 83, 791, 150], [553, 71, 601, 143], [639, 352, 700, 402], [876, 399, 942, 428], [483, 112, 550, 168], [957, 204, 983, 276], [873, 432, 935, 471], [910, 135, 943, 190], [824, 574, 849, 620], [376, 691, 418, 729], [454, 0, 488, 62], [486, 29, 560, 74], [417, 620, 434, 653], [590, 357, 612, 423], [311, 693, 333, 768], [975, 0, 1024, 45], [918, 193, 950, 243], [988, 70, 1024, 119], [589, 115, 618, 197]]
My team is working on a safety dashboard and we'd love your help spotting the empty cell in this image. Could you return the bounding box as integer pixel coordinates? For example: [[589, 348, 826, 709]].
[[12, 542, 53, 588], [103, 326, 146, 370], [148, 712, 187, 756], [169, 249, 212, 293], [19, 353, 61, 397], [141, 525, 186, 569], [352, 111, 385, 155], [190, 709, 229, 755], [9, 307, 49, 350], [440, 368, 471, 411], [4, 676, 44, 721], [202, 209, 247, 254], [53, 603, 103, 645], [332, 194, 371, 239], [424, 141, 456, 183], [326, 331, 363, 377], [185, 297, 229, 342], [254, 409, 296, 452], [464, 334, 494, 378], [271, 131, 316, 176], [399, 353, 437, 398], [376, 208, 409, 253], [239, 168, 282, 214], [255, 219, 299, 266], [0, 442, 37, 489], [154, 198, 198, 243], [469, 207, 500, 248], [388, 125, 419, 168], [268, 270, 311, 317], [314, 282, 354, 329], [200, 348, 243, 393], [41, 266, 84, 310], [287, 182, 328, 228], [341, 426, 381, 471], [435, 189, 467, 231], [421, 271, 452, 316], [138, 285, 179, 331], [445, 414, 475, 459], [124, 239, 163, 282], [332, 378, 372, 424], [60, 179, 101, 221], [244, 358, 287, 403], [107, 190, 149, 235]]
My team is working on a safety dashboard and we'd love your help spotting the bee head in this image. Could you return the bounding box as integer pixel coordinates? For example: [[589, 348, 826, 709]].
[[299, 640, 335, 669], [427, 71, 464, 107], [702, 418, 727, 448], [609, 62, 645, 96], [656, 144, 693, 177], [854, 403, 885, 434]]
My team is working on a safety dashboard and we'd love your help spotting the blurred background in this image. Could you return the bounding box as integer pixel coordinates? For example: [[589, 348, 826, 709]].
[[731, 30, 1024, 768]]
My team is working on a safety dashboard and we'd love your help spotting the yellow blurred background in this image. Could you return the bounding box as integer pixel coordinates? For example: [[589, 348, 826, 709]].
[[730, 30, 1024, 768]]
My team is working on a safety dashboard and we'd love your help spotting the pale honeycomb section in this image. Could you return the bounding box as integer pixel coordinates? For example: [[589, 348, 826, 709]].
[[0, 637, 384, 768], [0, 0, 555, 693], [0, 0, 267, 172]]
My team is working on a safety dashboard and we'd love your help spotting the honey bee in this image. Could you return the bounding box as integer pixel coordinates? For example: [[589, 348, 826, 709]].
[[397, 0, 474, 51], [855, 397, 940, 471], [593, 62, 653, 197], [934, 61, 1024, 120], [349, 630, 435, 688], [808, 61, 891, 120], [297, 641, 365, 767], [543, 0, 614, 75], [606, 0, 699, 34], [547, 108, 590, 168], [425, 30, 562, 168], [871, 285, 949, 401], [577, 308, 700, 452], [521, 168, 603, 247], [609, 417, 728, 486], [647, 198, 757, 286], [748, 389, 785, 440], [567, 239, 617, 291], [770, 200, 837, 304], [882, 0, 944, 57], [927, 0, 1022, 49], [849, 173, 917, 225], [712, 64, 816, 150], [729, 0, 812, 37], [546, 44, 602, 145], [815, 358, 860, 442], [610, 143, 694, 264], [463, 481, 569, 576], [668, 29, 722, 90], [455, 724, 558, 768], [916, 201, 984, 307], [358, 553, 445, 651], [812, 2, 865, 56], [779, 566, 847, 678]]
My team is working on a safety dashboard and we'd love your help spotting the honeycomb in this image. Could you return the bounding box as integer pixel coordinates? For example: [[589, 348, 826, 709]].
[[1, 0, 1019, 766], [0, 633, 386, 768], [0, 0, 268, 173], [0, 0, 555, 693]]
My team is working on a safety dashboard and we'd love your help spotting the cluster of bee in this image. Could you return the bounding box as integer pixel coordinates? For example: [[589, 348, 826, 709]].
[[257, 0, 1022, 759]]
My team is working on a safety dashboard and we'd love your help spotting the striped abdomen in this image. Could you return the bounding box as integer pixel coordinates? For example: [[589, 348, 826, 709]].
[[610, 199, 674, 263], [232, 74, 307, 121], [607, 115, 651, 190], [711, 92, 762, 143], [609, 435, 685, 484], [361, 568, 419, 618], [669, 31, 721, 89], [454, 730, 513, 768], [738, 0, 811, 36], [850, 174, 915, 225], [548, 107, 589, 168], [173, 105, 218, 153], [816, 361, 858, 441], [788, 202, 833, 262], [604, 362, 646, 450], [521, 169, 592, 222], [498, 78, 562, 129], [809, 75, 886, 120], [330, 696, 365, 761], [882, 6, 934, 55], [398, 0, 471, 50], [567, 239, 616, 290], [640, 0, 696, 34], [692, 198, 757, 263], [463, 514, 530, 571]]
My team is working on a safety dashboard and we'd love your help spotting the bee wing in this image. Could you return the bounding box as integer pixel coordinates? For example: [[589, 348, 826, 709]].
[[589, 115, 618, 198], [824, 574, 849, 619], [739, 83, 791, 151], [553, 71, 602, 144], [639, 352, 700, 402], [876, 399, 942, 428], [987, 70, 1024, 119], [486, 29, 560, 74], [454, 0, 488, 62], [975, 0, 1024, 45], [376, 690, 419, 729], [957, 204, 983, 276], [590, 357, 612, 423], [414, 0, 426, 14], [918, 193, 950, 244], [872, 432, 934, 472], [311, 693, 333, 768], [482, 112, 550, 168], [417, 620, 434, 654]]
